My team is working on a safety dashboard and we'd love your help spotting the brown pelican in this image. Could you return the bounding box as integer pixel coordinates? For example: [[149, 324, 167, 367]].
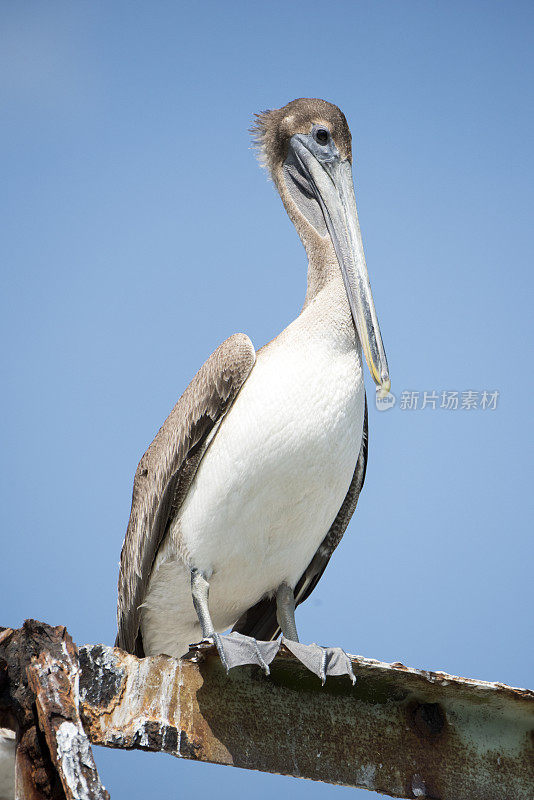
[[116, 98, 390, 680]]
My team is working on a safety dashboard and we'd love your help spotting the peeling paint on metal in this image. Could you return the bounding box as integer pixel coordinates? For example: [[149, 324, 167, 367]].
[[411, 774, 427, 797], [56, 720, 97, 799], [356, 763, 376, 790]]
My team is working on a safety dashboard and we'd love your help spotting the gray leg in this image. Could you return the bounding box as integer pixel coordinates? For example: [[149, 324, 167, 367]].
[[191, 568, 230, 671], [190, 568, 215, 638], [190, 568, 276, 674], [275, 582, 299, 641]]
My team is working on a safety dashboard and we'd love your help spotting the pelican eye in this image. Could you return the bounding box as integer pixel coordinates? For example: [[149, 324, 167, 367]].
[[315, 127, 329, 145]]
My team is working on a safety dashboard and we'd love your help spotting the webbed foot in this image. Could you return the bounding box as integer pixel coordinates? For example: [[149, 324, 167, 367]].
[[281, 638, 356, 685], [196, 632, 280, 674]]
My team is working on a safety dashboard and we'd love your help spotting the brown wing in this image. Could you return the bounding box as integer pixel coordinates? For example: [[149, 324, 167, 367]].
[[232, 395, 368, 641], [116, 333, 256, 655]]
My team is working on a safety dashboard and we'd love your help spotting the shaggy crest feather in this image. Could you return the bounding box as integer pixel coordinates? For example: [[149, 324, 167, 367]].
[[250, 98, 353, 177], [250, 108, 280, 172]]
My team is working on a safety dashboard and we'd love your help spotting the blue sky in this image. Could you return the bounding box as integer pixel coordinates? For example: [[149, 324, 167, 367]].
[[1, 2, 533, 798]]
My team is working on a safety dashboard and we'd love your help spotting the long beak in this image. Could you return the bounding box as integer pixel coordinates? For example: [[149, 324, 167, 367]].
[[293, 139, 390, 392]]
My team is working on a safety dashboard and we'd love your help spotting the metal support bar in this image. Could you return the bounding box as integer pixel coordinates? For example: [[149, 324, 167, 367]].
[[0, 621, 108, 800], [2, 621, 533, 800], [27, 640, 109, 799], [78, 641, 534, 800]]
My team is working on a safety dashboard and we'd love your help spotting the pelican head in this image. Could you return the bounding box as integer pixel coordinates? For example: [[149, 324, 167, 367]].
[[252, 98, 390, 393]]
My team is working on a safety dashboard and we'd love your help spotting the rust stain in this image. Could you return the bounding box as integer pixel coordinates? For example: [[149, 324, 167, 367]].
[[408, 701, 447, 740]]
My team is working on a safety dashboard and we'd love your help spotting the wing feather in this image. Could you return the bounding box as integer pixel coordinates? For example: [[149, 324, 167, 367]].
[[116, 333, 256, 654]]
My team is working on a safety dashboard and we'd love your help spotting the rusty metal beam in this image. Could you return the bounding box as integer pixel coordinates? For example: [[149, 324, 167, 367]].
[[1, 623, 68, 800], [79, 641, 534, 800], [27, 640, 109, 800], [0, 621, 108, 800]]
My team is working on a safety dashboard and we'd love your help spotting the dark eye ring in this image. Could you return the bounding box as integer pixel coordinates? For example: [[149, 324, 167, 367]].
[[315, 128, 329, 145]]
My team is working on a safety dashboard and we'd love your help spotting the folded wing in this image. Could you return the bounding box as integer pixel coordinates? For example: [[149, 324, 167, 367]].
[[116, 333, 256, 655]]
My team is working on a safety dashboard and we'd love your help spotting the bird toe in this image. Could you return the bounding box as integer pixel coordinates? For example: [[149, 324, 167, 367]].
[[282, 638, 356, 684], [194, 632, 280, 673]]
